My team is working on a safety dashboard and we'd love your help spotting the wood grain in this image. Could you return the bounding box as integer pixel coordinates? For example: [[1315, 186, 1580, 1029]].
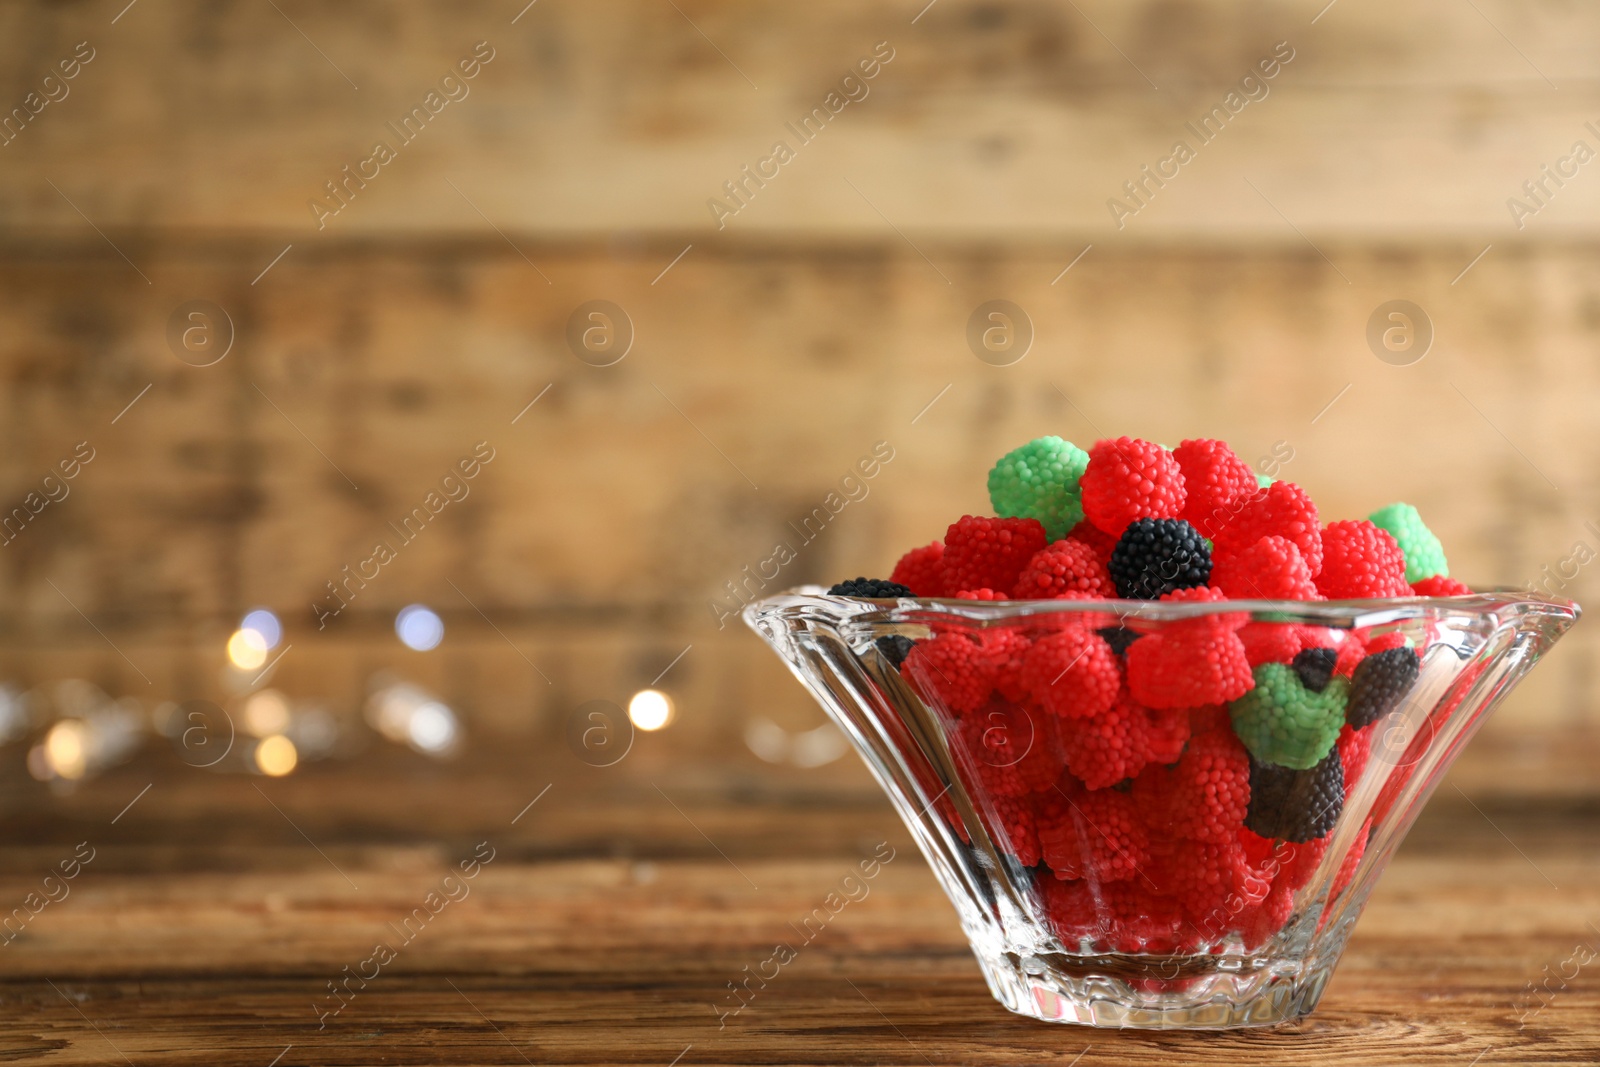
[[0, 758, 1596, 1065], [0, 237, 1593, 747], [0, 0, 1597, 237]]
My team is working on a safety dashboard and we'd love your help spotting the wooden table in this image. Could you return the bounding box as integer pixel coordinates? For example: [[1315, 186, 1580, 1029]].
[[2, 743, 1597, 1066]]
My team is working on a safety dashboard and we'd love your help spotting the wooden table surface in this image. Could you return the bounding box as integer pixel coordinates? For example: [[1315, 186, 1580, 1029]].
[[2, 742, 1597, 1067]]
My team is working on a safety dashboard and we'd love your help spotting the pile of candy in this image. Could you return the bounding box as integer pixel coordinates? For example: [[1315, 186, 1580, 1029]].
[[827, 436, 1464, 953]]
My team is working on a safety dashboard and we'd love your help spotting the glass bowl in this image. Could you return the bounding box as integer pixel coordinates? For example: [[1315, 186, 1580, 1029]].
[[745, 589, 1578, 1029]]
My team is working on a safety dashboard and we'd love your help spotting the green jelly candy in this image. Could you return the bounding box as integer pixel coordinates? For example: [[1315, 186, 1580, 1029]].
[[1255, 472, 1275, 489], [1229, 663, 1348, 770], [987, 436, 1090, 541], [1369, 502, 1448, 583]]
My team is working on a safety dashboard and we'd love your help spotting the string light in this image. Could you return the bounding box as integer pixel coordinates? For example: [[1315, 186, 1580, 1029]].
[[395, 605, 444, 651], [627, 689, 673, 731], [226, 628, 269, 671], [44, 720, 87, 779], [242, 689, 292, 738], [254, 734, 298, 776], [240, 609, 283, 650], [365, 678, 461, 757]]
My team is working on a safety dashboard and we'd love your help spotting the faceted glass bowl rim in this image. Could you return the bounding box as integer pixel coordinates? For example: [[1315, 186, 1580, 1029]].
[[747, 587, 1580, 630]]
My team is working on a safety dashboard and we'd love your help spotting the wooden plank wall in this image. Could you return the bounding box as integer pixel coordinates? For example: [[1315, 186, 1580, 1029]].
[[0, 0, 1595, 757]]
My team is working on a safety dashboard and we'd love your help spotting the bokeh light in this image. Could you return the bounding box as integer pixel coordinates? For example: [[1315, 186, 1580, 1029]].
[[628, 689, 673, 731], [226, 628, 269, 670], [242, 689, 292, 738], [254, 734, 298, 776], [45, 720, 87, 779], [395, 605, 444, 651], [240, 608, 282, 650], [408, 701, 459, 754]]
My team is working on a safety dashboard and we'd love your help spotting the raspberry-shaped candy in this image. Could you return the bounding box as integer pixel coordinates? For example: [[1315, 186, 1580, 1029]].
[[1159, 584, 1251, 629], [828, 577, 914, 597], [1244, 749, 1344, 842], [979, 629, 1031, 701], [1012, 539, 1116, 599], [1153, 837, 1266, 924], [1173, 438, 1259, 540], [1058, 691, 1145, 789], [1097, 882, 1186, 953], [1328, 819, 1371, 901], [1238, 622, 1302, 667], [988, 794, 1041, 866], [1188, 704, 1232, 735], [1034, 789, 1085, 879], [1412, 574, 1470, 597], [1021, 630, 1121, 719], [941, 516, 1048, 596], [1079, 437, 1187, 536], [962, 703, 1062, 797], [1038, 876, 1100, 943], [1336, 722, 1371, 788], [1131, 761, 1176, 827], [1332, 633, 1368, 678], [954, 588, 1006, 600], [1210, 535, 1318, 600], [1291, 646, 1338, 692], [987, 436, 1092, 541], [890, 541, 945, 597], [1076, 789, 1151, 883], [1240, 880, 1296, 950], [1346, 646, 1420, 729], [1366, 632, 1409, 655], [1126, 625, 1254, 709], [1066, 520, 1118, 567], [1108, 518, 1212, 599], [1168, 728, 1252, 844], [1037, 788, 1149, 883], [1316, 520, 1411, 599], [901, 632, 992, 715], [1139, 706, 1191, 765], [1228, 663, 1349, 769], [1368, 502, 1449, 583], [1275, 831, 1331, 893], [1212, 480, 1323, 577]]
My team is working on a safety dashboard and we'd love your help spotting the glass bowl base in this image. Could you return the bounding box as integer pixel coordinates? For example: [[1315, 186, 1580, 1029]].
[[975, 947, 1336, 1028]]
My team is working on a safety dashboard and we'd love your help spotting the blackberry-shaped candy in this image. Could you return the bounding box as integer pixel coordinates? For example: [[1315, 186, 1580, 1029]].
[[1347, 646, 1420, 728], [828, 577, 914, 598], [1096, 626, 1141, 657], [1292, 647, 1337, 693], [1245, 749, 1344, 843], [875, 635, 916, 667], [1108, 518, 1212, 599]]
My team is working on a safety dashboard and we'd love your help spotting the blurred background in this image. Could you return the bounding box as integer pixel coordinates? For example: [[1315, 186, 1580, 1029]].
[[1, 0, 1594, 796], [0, 3, 1598, 1058]]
